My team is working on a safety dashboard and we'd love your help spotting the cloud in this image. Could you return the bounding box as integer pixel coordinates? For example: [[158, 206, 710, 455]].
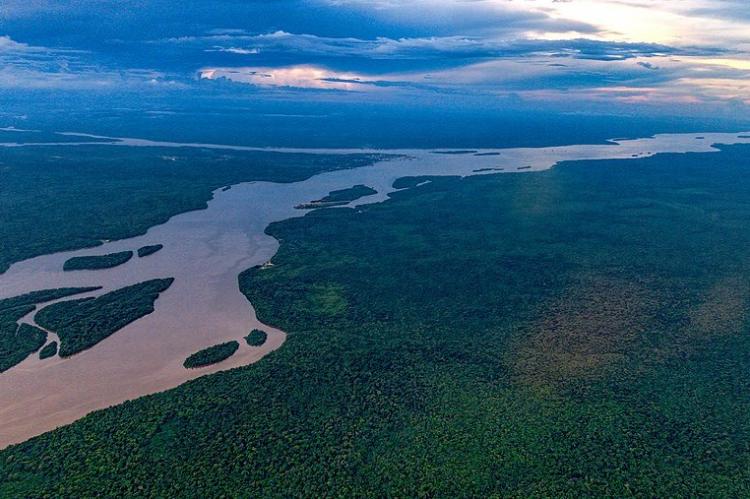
[[0, 35, 182, 89], [689, 0, 750, 22], [321, 0, 600, 35], [0, 0, 599, 40], [0, 36, 33, 52], [168, 30, 726, 65], [0, 0, 749, 115], [206, 47, 260, 55], [199, 49, 750, 108], [0, 35, 81, 87], [199, 65, 369, 91]]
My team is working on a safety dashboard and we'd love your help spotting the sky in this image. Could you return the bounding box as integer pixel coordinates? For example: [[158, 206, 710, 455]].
[[0, 0, 749, 132]]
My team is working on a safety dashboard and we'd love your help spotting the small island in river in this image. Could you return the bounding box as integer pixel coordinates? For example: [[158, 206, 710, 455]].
[[137, 244, 164, 258], [295, 184, 377, 210], [183, 341, 240, 369], [63, 251, 133, 271]]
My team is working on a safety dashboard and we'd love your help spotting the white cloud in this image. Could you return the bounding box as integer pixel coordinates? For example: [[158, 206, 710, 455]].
[[0, 36, 32, 52], [207, 47, 260, 55], [199, 65, 373, 90], [0, 35, 182, 89]]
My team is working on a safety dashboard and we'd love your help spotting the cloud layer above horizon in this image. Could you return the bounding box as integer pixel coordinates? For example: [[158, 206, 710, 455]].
[[1, 0, 749, 117]]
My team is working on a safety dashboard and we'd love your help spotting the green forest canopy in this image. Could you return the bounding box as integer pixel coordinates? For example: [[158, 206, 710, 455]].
[[63, 251, 133, 271], [0, 146, 388, 273], [183, 341, 240, 369], [35, 279, 174, 357], [2, 146, 750, 496]]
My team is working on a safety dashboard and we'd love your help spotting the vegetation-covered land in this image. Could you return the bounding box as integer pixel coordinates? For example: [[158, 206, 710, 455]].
[[391, 175, 447, 189], [34, 279, 174, 357], [0, 323, 46, 372], [0, 287, 101, 313], [295, 184, 377, 210], [38, 341, 58, 360], [183, 341, 240, 369], [0, 287, 99, 372], [245, 329, 267, 346], [3, 145, 750, 496], [0, 146, 388, 273], [137, 244, 164, 258], [63, 251, 133, 271]]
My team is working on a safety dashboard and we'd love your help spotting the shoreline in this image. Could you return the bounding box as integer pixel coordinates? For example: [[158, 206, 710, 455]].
[[1, 131, 750, 448]]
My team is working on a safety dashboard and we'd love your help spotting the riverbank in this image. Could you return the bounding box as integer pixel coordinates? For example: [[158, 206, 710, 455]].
[[0, 131, 749, 447]]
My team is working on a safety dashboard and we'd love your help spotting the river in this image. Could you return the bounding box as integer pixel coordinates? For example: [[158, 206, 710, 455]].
[[0, 131, 748, 448]]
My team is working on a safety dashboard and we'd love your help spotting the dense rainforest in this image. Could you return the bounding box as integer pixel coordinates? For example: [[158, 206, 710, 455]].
[[34, 279, 174, 357], [295, 184, 377, 209], [245, 329, 268, 347], [38, 341, 58, 360], [0, 287, 100, 371], [183, 341, 240, 369], [2, 145, 750, 496], [137, 244, 164, 258], [0, 146, 386, 273], [63, 251, 134, 271]]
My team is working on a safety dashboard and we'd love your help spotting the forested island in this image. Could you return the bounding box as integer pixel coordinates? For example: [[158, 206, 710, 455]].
[[63, 251, 133, 271], [245, 329, 268, 346], [35, 279, 174, 357], [0, 287, 100, 371], [137, 244, 164, 258], [295, 184, 377, 210], [0, 146, 389, 273], [3, 146, 750, 496], [38, 341, 58, 360], [183, 341, 240, 368]]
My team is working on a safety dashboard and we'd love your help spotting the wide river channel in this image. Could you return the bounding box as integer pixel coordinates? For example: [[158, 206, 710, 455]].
[[1, 131, 749, 448]]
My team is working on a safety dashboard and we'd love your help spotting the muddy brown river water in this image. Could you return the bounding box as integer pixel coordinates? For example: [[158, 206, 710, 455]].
[[1, 131, 749, 448]]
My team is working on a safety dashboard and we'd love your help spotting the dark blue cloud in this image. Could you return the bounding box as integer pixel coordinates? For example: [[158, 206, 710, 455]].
[[0, 0, 594, 46], [142, 30, 730, 79], [0, 1, 604, 80], [0, 0, 748, 122], [0, 1, 727, 77]]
